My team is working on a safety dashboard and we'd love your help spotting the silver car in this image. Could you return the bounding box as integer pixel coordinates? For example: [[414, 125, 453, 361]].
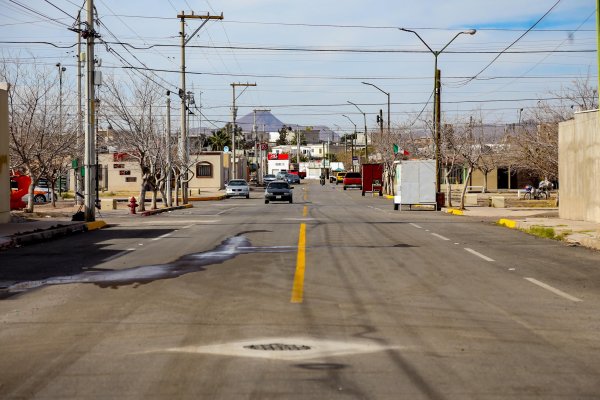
[[225, 179, 250, 199]]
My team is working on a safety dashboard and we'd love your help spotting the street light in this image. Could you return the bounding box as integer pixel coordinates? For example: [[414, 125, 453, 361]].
[[56, 63, 66, 134], [399, 28, 476, 195], [341, 114, 356, 171], [347, 101, 368, 163], [361, 82, 390, 134]]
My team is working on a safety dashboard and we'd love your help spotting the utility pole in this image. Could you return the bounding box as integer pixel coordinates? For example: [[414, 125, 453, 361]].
[[252, 108, 271, 185], [75, 10, 83, 205], [230, 82, 256, 179], [166, 91, 172, 207], [84, 0, 97, 222], [178, 11, 223, 203]]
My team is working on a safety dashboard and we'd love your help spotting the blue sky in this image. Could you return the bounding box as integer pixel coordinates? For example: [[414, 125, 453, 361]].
[[0, 0, 596, 134]]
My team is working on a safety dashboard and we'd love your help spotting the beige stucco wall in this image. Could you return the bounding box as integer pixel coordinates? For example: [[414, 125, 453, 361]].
[[98, 152, 228, 193], [470, 169, 499, 191], [0, 83, 10, 223], [558, 110, 600, 222], [188, 152, 226, 191]]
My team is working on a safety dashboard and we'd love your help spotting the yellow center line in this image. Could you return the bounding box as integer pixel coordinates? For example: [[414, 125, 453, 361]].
[[303, 205, 308, 217], [290, 223, 306, 303]]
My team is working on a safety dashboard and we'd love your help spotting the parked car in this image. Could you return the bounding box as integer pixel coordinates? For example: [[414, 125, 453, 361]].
[[335, 171, 347, 185], [285, 173, 301, 184], [225, 179, 250, 199], [343, 172, 362, 190], [264, 181, 293, 204], [263, 174, 277, 185], [276, 170, 288, 180]]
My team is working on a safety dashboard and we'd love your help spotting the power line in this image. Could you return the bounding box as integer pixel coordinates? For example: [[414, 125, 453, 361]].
[[6, 0, 72, 28], [456, 0, 564, 87]]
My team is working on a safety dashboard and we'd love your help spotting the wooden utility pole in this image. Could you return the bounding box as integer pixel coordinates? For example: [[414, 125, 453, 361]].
[[166, 91, 172, 207], [178, 11, 223, 203], [75, 10, 83, 205], [84, 0, 97, 222], [230, 82, 256, 179]]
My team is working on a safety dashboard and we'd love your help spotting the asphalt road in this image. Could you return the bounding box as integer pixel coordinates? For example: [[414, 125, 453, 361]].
[[1, 180, 600, 399]]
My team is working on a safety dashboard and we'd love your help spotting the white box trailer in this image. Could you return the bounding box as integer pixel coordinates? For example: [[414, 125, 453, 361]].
[[393, 160, 436, 210]]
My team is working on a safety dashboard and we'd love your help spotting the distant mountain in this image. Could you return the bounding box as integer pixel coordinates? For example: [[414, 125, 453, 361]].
[[236, 110, 286, 133], [236, 110, 340, 142]]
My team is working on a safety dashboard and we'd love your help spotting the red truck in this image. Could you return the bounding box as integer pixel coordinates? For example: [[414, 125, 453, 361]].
[[288, 163, 306, 179], [361, 163, 384, 196]]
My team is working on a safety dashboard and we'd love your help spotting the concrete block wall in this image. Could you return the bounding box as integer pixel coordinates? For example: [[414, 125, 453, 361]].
[[558, 110, 600, 223]]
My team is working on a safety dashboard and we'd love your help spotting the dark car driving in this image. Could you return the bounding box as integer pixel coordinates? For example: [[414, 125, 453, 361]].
[[264, 181, 293, 204]]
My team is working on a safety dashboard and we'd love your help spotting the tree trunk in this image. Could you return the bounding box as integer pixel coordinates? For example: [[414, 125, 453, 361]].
[[445, 173, 453, 207], [48, 178, 57, 208], [151, 189, 158, 210], [483, 171, 488, 193], [138, 181, 147, 212], [459, 166, 473, 210], [26, 182, 35, 213], [174, 177, 180, 206]]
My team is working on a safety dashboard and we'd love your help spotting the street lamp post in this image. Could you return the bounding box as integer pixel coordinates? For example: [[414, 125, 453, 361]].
[[56, 63, 66, 134], [342, 114, 356, 171], [399, 28, 476, 195], [361, 82, 390, 134], [347, 101, 368, 163]]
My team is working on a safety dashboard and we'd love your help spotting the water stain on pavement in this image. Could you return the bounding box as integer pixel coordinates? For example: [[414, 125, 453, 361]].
[[2, 231, 293, 296]]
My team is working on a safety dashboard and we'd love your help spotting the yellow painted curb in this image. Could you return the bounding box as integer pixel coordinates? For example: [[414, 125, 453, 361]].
[[497, 218, 517, 229], [384, 195, 394, 200], [85, 220, 107, 231], [446, 208, 464, 216]]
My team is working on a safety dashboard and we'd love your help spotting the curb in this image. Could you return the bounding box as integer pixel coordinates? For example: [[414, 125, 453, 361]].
[[84, 220, 107, 231], [497, 218, 518, 229], [140, 204, 193, 216], [445, 208, 464, 216], [189, 195, 226, 201]]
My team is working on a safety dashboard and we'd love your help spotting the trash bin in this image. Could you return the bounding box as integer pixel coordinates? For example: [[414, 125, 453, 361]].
[[436, 192, 445, 211]]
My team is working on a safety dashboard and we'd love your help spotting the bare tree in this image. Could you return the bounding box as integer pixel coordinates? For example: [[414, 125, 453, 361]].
[[370, 126, 403, 195], [506, 77, 597, 182], [1, 58, 77, 212], [101, 74, 164, 212]]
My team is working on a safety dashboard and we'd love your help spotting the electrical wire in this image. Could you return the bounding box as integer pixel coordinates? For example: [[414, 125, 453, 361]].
[[454, 0, 563, 87]]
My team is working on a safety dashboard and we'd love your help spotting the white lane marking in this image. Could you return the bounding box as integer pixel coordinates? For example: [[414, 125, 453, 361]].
[[151, 231, 177, 241], [374, 207, 387, 213], [217, 208, 236, 215], [182, 224, 193, 229], [102, 249, 133, 263], [464, 248, 495, 262], [126, 248, 136, 251], [431, 233, 450, 241], [454, 242, 460, 245], [409, 223, 422, 229], [524, 278, 582, 302]]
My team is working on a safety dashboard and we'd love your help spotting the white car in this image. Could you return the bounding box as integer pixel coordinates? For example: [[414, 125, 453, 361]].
[[225, 179, 250, 199]]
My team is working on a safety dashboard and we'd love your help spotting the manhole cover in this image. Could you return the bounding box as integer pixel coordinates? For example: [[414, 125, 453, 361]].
[[244, 343, 311, 351]]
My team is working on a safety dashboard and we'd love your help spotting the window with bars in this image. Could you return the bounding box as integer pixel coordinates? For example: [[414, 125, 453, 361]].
[[196, 162, 213, 178]]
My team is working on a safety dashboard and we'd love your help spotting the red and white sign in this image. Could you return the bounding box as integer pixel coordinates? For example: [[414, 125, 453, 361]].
[[267, 153, 289, 160]]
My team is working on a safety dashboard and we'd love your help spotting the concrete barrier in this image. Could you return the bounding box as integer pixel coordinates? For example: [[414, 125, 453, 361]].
[[464, 193, 478, 206], [100, 198, 117, 210], [491, 196, 505, 208]]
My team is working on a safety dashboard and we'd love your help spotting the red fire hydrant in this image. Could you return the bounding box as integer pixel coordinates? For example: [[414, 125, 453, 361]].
[[128, 196, 138, 214]]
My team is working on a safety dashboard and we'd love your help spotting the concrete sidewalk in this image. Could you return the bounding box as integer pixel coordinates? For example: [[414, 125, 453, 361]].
[[444, 206, 600, 251]]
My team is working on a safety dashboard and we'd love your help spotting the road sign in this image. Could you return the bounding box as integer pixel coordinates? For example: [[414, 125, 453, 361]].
[[223, 146, 230, 153], [261, 143, 268, 150]]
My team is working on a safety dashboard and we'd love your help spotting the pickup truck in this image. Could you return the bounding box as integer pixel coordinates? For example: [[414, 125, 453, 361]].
[[288, 170, 306, 179]]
